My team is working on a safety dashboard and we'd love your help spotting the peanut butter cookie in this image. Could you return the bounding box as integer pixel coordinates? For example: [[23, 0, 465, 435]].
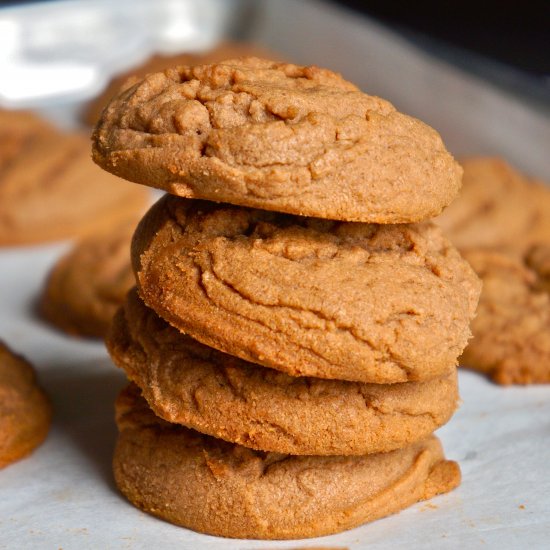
[[461, 248, 550, 384], [113, 384, 461, 539], [132, 196, 481, 384], [40, 221, 138, 338], [93, 57, 462, 223], [0, 110, 150, 245], [107, 289, 459, 455], [0, 341, 51, 468]]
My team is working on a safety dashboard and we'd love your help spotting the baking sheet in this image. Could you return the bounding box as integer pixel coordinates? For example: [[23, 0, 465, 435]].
[[1, 1, 550, 548]]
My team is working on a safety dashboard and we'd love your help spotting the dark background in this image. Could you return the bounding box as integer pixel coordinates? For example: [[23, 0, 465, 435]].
[[336, 0, 550, 76], [334, 0, 550, 107]]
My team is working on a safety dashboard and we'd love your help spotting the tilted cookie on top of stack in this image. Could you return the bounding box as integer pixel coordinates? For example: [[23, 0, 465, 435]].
[[93, 58, 480, 539]]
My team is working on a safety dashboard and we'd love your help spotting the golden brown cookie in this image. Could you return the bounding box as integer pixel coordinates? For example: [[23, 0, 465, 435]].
[[460, 249, 550, 384], [93, 57, 462, 223], [39, 221, 138, 338], [132, 195, 481, 384], [0, 110, 150, 246], [82, 42, 281, 126], [437, 157, 550, 253], [107, 289, 459, 455], [114, 384, 461, 539], [0, 341, 51, 468]]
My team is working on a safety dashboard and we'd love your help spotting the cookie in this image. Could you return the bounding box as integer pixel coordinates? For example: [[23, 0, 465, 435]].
[[82, 42, 280, 126], [0, 111, 150, 246], [93, 57, 462, 223], [107, 288, 459, 455], [0, 341, 51, 468], [132, 196, 481, 384], [113, 384, 461, 539], [437, 157, 550, 253], [460, 249, 550, 384], [436, 158, 550, 384], [39, 221, 137, 338]]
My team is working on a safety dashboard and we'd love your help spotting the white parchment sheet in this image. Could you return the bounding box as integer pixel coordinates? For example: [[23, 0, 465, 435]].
[[1, 1, 549, 548]]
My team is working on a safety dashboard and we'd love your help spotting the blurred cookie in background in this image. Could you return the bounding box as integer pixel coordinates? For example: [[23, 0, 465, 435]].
[[0, 109, 52, 168], [0, 109, 150, 246], [82, 41, 280, 126], [460, 248, 550, 385], [0, 341, 51, 469], [40, 220, 138, 338], [437, 157, 550, 384], [437, 157, 550, 254]]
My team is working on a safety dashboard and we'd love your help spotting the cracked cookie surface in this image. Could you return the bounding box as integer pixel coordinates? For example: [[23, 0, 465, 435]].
[[82, 42, 280, 126], [0, 109, 150, 246], [132, 195, 481, 383], [461, 248, 550, 384], [114, 384, 461, 539], [0, 341, 51, 468], [40, 221, 139, 338], [93, 57, 462, 223], [107, 289, 459, 455]]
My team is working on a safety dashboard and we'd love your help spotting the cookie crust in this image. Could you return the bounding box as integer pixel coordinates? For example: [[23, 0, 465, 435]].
[[114, 385, 461, 540], [0, 342, 51, 468], [132, 196, 480, 383], [107, 289, 459, 455], [93, 57, 462, 223]]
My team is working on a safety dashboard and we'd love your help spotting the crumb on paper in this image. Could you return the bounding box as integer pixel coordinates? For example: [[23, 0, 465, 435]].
[[421, 503, 438, 511], [54, 489, 74, 502], [64, 527, 88, 535]]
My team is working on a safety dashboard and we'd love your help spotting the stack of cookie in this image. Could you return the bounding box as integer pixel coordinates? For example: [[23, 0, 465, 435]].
[[94, 58, 481, 539]]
